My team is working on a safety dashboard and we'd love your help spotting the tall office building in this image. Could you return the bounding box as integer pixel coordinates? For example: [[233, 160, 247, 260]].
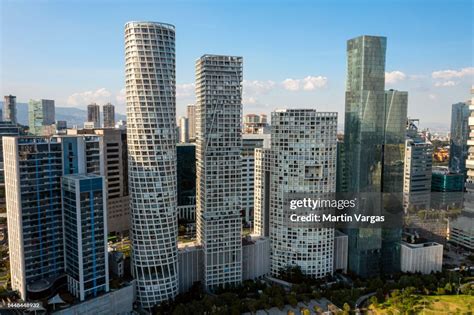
[[381, 89, 407, 275], [269, 109, 337, 277], [187, 105, 196, 140], [195, 55, 243, 290], [28, 99, 55, 136], [242, 133, 271, 223], [125, 21, 178, 307], [62, 174, 109, 301], [3, 137, 64, 300], [178, 116, 189, 143], [342, 36, 406, 277], [449, 89, 474, 249], [3, 135, 105, 301], [68, 128, 130, 233], [103, 103, 115, 128], [87, 103, 101, 128], [3, 95, 17, 123], [403, 119, 433, 211], [449, 102, 470, 174]]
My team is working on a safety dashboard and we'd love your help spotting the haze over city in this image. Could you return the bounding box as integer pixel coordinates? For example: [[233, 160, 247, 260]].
[[1, 0, 472, 132]]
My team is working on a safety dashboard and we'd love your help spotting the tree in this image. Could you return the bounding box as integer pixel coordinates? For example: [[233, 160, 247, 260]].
[[287, 295, 297, 307], [342, 302, 351, 315], [369, 295, 378, 307], [444, 282, 452, 294]]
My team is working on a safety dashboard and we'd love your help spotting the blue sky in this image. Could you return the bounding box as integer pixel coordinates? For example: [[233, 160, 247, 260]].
[[1, 0, 472, 131]]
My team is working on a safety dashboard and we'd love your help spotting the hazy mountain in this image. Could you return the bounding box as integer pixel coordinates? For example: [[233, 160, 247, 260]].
[[0, 102, 126, 127]]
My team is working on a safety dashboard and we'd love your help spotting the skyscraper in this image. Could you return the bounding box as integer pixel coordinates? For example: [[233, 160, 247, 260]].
[[28, 99, 55, 136], [342, 36, 406, 277], [269, 109, 337, 277], [449, 102, 470, 174], [187, 104, 196, 140], [4, 137, 64, 300], [3, 95, 17, 123], [403, 119, 433, 211], [449, 88, 474, 250], [87, 103, 101, 128], [62, 174, 109, 301], [381, 89, 407, 274], [195, 55, 243, 290], [241, 133, 271, 223], [3, 135, 105, 301], [178, 116, 189, 143], [125, 21, 178, 307], [103, 103, 115, 128]]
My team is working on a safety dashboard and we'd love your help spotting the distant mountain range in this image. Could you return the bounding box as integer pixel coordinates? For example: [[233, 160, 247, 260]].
[[0, 102, 126, 127]]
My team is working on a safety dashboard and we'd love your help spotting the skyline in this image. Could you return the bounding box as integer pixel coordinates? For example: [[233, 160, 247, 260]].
[[1, 0, 473, 131]]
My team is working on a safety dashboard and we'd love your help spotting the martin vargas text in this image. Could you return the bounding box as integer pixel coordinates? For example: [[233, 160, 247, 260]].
[[289, 213, 385, 224]]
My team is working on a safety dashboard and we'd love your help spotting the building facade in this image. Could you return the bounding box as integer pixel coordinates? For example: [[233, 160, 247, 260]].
[[28, 99, 55, 136], [243, 114, 269, 134], [342, 36, 405, 277], [125, 21, 178, 307], [242, 133, 271, 223], [449, 89, 474, 250], [3, 95, 17, 123], [449, 102, 470, 174], [62, 174, 109, 301], [3, 137, 64, 300], [103, 103, 115, 128], [269, 109, 337, 278], [87, 103, 101, 128], [0, 122, 21, 210], [186, 105, 196, 141], [177, 143, 196, 221], [254, 148, 272, 237], [195, 54, 243, 290], [400, 241, 443, 274], [178, 116, 189, 143], [403, 130, 433, 211]]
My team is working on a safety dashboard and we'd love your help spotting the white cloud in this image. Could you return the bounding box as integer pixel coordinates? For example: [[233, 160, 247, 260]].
[[116, 88, 126, 105], [243, 96, 258, 105], [428, 94, 437, 100], [282, 76, 328, 91], [432, 67, 474, 79], [282, 78, 301, 91], [434, 80, 458, 87], [302, 76, 328, 90], [67, 88, 112, 106], [385, 71, 407, 84], [243, 80, 276, 94], [176, 83, 195, 98]]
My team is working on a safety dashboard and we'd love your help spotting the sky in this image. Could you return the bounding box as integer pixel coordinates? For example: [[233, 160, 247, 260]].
[[1, 0, 473, 132]]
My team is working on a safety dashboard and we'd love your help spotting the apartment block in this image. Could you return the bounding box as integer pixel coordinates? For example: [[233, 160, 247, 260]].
[[269, 109, 337, 278], [62, 174, 109, 301], [195, 54, 243, 290]]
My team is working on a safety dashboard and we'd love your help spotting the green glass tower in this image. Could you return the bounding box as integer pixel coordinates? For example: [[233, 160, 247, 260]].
[[342, 35, 406, 277]]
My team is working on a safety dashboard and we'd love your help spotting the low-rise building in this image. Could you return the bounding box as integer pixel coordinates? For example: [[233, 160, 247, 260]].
[[401, 241, 443, 274]]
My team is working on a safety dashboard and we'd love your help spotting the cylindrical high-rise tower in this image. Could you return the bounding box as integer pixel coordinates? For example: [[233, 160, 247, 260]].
[[125, 21, 178, 308]]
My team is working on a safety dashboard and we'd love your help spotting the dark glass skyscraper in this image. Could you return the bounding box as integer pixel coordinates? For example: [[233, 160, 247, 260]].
[[449, 102, 469, 174], [342, 36, 406, 277]]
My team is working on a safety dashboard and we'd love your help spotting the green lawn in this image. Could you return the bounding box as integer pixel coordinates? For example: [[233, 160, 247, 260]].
[[371, 295, 474, 314]]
